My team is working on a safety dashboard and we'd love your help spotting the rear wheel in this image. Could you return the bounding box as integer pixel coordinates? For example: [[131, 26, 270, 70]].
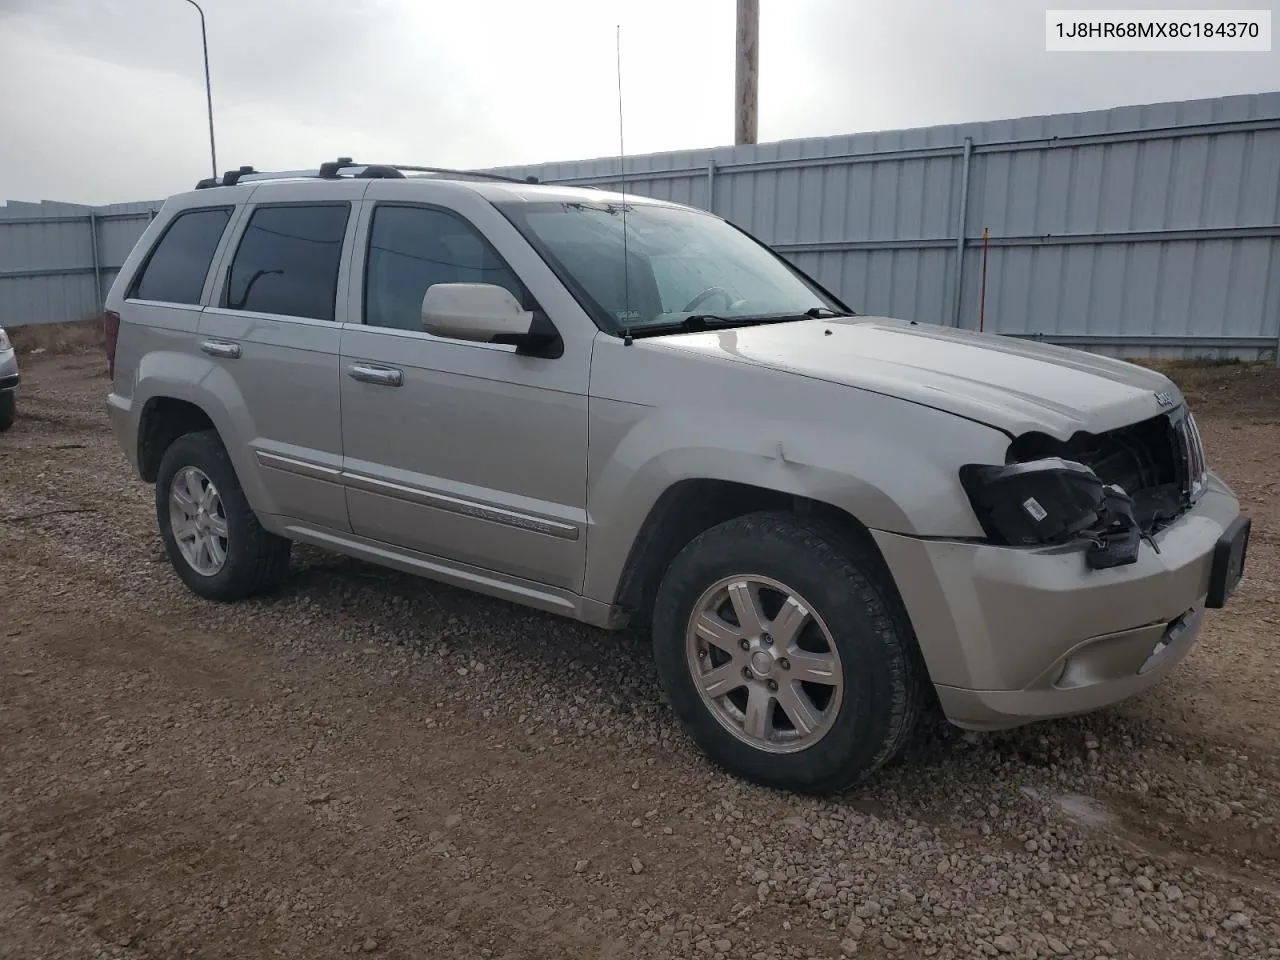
[[651, 511, 926, 794], [0, 392, 14, 431], [156, 430, 291, 601]]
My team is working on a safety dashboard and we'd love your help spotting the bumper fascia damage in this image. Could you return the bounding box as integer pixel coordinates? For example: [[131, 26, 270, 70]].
[[873, 473, 1248, 731]]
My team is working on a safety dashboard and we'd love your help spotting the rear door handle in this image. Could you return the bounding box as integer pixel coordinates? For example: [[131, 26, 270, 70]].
[[348, 363, 403, 387], [199, 339, 241, 359]]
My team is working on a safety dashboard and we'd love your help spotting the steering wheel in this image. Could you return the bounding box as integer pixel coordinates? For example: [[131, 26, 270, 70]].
[[682, 286, 734, 313]]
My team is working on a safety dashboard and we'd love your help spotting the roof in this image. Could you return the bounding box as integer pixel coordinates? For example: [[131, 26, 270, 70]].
[[178, 159, 677, 210]]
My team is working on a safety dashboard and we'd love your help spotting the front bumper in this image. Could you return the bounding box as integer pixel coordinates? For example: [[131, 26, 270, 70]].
[[873, 474, 1244, 730], [0, 347, 19, 391]]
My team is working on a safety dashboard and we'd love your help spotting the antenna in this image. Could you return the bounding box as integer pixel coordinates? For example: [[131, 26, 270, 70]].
[[616, 23, 633, 345]]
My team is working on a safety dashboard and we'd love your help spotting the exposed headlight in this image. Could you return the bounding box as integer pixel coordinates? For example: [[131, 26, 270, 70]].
[[959, 457, 1141, 569], [960, 457, 1104, 545], [0, 327, 10, 351]]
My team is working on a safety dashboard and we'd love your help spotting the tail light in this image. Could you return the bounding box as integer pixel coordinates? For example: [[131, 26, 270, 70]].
[[103, 310, 121, 380]]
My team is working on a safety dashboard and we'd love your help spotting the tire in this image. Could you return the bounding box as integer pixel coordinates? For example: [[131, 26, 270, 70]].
[[0, 392, 14, 432], [651, 511, 926, 794], [155, 430, 291, 602]]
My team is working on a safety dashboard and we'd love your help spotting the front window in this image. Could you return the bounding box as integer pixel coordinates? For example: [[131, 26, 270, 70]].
[[496, 200, 845, 333], [364, 205, 526, 331]]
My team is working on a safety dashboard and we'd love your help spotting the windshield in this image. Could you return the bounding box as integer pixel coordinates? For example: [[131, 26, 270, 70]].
[[495, 200, 846, 332]]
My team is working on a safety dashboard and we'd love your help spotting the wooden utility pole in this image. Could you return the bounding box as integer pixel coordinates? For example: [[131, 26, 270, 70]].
[[735, 0, 759, 145]]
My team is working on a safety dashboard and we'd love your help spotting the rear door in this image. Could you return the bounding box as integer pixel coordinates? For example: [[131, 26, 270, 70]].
[[198, 180, 366, 530]]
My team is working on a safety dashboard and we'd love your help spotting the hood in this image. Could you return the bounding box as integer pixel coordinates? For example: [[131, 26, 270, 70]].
[[647, 316, 1181, 441]]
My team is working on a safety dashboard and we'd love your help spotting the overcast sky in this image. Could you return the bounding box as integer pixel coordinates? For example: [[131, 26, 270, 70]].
[[0, 0, 1277, 206]]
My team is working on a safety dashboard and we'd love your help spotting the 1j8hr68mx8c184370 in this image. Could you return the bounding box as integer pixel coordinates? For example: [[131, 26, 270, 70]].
[[102, 159, 1251, 794]]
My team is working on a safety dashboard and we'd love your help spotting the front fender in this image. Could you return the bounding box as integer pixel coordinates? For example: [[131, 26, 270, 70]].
[[581, 376, 1010, 605]]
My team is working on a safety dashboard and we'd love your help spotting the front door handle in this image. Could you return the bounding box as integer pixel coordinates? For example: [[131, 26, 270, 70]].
[[200, 339, 241, 359], [348, 363, 403, 387]]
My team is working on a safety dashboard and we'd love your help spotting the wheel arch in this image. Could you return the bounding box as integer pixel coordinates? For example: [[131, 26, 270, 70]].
[[610, 478, 909, 634], [137, 396, 216, 482], [128, 352, 273, 517]]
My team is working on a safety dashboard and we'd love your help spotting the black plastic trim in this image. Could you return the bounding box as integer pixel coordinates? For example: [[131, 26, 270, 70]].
[[1207, 515, 1251, 608]]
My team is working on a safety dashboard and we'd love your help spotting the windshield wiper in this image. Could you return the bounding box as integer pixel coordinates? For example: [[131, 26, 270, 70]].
[[626, 311, 839, 339]]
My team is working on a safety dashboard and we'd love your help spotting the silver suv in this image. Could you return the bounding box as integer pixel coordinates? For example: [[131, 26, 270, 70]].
[[104, 160, 1251, 793]]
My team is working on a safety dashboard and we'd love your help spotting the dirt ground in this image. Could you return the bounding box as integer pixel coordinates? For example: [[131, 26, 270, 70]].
[[2, 351, 1278, 960]]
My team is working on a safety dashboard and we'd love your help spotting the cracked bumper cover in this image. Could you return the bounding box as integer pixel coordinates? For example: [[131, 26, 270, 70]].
[[872, 473, 1244, 730]]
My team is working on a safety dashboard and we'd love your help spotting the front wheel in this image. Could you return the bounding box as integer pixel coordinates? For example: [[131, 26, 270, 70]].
[[651, 512, 926, 794], [155, 430, 291, 602]]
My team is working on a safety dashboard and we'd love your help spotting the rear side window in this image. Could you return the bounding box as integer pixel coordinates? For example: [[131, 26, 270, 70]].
[[225, 204, 350, 321], [364, 205, 525, 331], [129, 207, 232, 304]]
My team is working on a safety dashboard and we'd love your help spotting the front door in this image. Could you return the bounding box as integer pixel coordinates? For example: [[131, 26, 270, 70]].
[[338, 194, 591, 591]]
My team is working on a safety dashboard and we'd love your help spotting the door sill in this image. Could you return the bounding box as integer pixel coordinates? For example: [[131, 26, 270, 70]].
[[280, 521, 627, 630]]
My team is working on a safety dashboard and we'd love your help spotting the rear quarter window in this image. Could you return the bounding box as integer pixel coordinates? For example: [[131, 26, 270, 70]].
[[128, 207, 233, 304]]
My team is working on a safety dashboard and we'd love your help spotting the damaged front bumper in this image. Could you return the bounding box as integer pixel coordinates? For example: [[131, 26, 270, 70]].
[[872, 473, 1247, 731]]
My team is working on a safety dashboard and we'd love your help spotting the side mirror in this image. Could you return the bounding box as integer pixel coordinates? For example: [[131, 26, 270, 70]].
[[421, 283, 533, 343]]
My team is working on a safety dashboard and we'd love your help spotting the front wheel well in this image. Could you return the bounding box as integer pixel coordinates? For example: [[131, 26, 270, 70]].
[[137, 397, 216, 482], [613, 479, 900, 629]]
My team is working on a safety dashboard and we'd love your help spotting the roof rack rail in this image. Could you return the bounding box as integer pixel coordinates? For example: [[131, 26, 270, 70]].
[[195, 165, 259, 189], [194, 158, 540, 190], [391, 164, 538, 185]]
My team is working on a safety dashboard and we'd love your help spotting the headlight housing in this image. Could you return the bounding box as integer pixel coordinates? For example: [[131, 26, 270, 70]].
[[0, 327, 10, 351], [960, 457, 1142, 569], [960, 458, 1103, 545], [1177, 411, 1208, 503]]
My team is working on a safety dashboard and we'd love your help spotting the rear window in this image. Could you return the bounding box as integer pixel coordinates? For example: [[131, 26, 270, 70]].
[[224, 204, 350, 321], [129, 207, 232, 304]]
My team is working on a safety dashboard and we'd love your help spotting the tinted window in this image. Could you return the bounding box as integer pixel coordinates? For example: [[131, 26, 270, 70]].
[[365, 205, 524, 331], [226, 204, 349, 321], [130, 207, 231, 304]]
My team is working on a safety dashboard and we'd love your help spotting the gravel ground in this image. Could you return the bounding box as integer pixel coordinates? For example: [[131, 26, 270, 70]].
[[1, 352, 1278, 960]]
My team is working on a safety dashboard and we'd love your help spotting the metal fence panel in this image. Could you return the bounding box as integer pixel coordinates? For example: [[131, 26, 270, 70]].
[[489, 91, 1280, 360], [0, 201, 160, 326], [1, 92, 1277, 360]]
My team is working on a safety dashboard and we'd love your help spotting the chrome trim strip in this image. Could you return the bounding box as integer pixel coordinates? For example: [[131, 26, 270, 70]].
[[202, 306, 337, 329], [339, 321, 518, 353], [342, 471, 580, 541], [272, 519, 621, 629], [256, 451, 580, 540], [255, 450, 342, 481], [283, 522, 578, 615]]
